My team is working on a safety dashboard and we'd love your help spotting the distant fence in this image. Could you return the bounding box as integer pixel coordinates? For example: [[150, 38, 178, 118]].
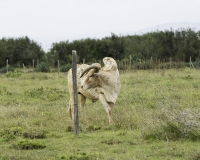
[[82, 57, 198, 71], [116, 57, 198, 71], [1, 57, 199, 73]]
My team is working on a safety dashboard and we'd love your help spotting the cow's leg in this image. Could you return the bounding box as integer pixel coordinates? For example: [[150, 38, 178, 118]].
[[99, 93, 113, 124], [80, 94, 86, 122], [68, 96, 74, 120]]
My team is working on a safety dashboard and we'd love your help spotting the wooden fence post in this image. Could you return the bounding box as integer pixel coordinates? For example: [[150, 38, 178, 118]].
[[118, 60, 120, 71], [170, 57, 172, 69], [32, 59, 34, 76], [190, 56, 195, 70], [57, 60, 60, 76], [150, 57, 153, 71], [129, 55, 132, 71], [22, 63, 26, 73], [72, 50, 79, 135], [37, 59, 39, 71], [6, 59, 8, 73]]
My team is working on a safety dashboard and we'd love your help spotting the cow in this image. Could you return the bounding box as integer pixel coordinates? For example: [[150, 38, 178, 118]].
[[67, 57, 121, 123]]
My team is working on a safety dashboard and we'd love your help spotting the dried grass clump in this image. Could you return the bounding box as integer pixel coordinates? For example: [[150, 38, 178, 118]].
[[143, 97, 200, 141]]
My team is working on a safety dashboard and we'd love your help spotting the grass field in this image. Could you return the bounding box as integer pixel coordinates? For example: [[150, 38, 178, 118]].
[[0, 68, 200, 160]]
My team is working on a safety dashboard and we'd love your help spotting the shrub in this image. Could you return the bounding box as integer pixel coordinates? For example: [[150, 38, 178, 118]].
[[0, 127, 23, 136], [0, 65, 15, 73], [60, 64, 71, 72], [12, 140, 46, 150], [23, 129, 46, 139], [37, 62, 50, 72], [0, 127, 23, 142], [2, 134, 16, 142], [5, 70, 21, 78]]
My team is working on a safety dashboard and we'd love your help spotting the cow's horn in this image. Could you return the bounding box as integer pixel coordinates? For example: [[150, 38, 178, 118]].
[[80, 65, 100, 78]]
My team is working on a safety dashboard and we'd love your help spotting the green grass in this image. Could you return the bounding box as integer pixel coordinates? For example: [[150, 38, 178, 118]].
[[0, 68, 200, 160]]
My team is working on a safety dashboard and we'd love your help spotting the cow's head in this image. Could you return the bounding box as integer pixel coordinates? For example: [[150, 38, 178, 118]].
[[80, 63, 101, 90], [80, 57, 119, 90], [82, 73, 100, 90], [80, 57, 117, 78]]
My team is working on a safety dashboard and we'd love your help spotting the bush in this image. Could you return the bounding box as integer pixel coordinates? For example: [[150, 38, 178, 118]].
[[37, 62, 50, 72], [23, 129, 46, 139], [5, 70, 21, 78], [0, 65, 15, 73], [12, 140, 46, 150], [60, 64, 71, 72]]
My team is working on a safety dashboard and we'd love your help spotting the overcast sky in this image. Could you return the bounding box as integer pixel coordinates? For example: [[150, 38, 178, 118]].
[[1, 0, 200, 51]]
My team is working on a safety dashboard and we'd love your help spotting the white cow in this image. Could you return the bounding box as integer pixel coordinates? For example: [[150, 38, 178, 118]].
[[67, 57, 121, 123]]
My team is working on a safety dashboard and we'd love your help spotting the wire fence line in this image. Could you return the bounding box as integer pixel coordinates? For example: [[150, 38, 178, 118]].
[[1, 56, 199, 74], [116, 57, 198, 72]]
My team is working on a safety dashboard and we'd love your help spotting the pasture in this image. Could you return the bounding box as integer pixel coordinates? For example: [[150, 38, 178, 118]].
[[0, 68, 200, 160]]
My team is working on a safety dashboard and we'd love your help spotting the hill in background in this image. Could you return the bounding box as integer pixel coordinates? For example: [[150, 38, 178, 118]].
[[132, 22, 200, 35]]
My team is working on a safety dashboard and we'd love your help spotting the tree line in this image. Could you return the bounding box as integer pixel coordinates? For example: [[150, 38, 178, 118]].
[[48, 28, 200, 65], [0, 36, 45, 68], [1, 28, 200, 69]]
